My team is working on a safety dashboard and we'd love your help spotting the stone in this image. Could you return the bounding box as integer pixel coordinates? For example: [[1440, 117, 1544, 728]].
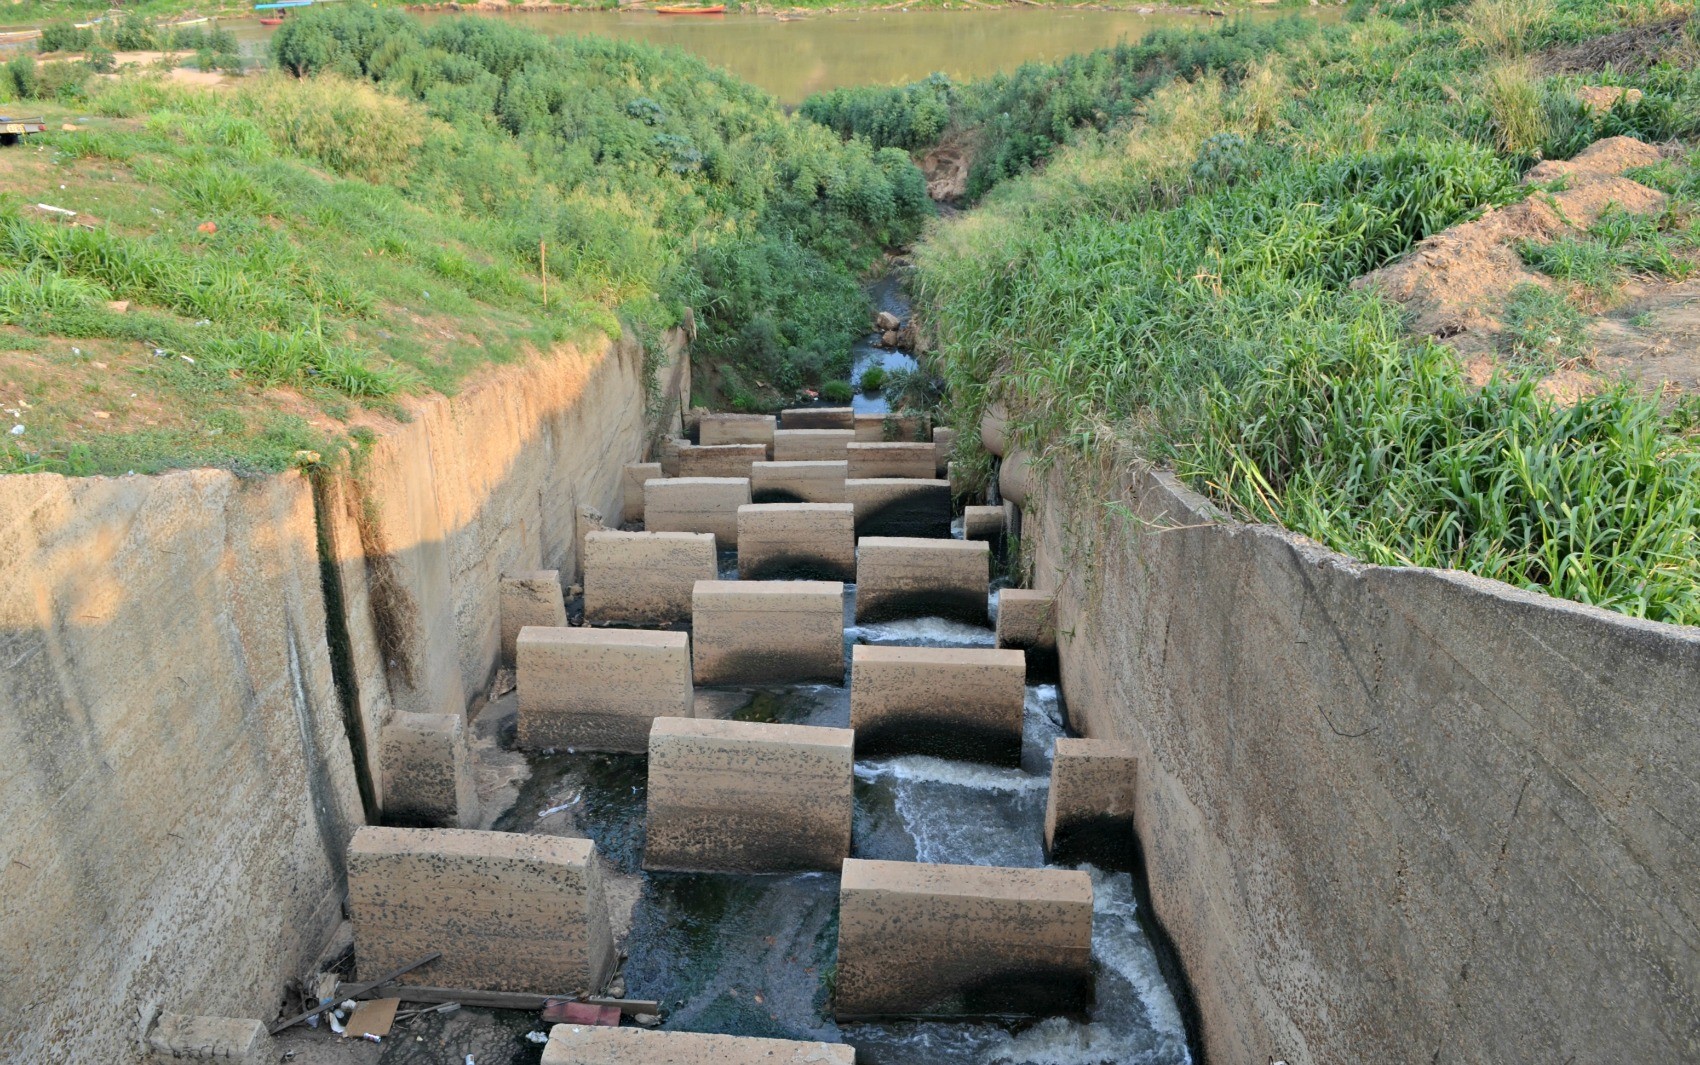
[[932, 426, 955, 477], [834, 859, 1094, 1018], [500, 570, 566, 665], [541, 1026, 856, 1065], [348, 826, 615, 995], [850, 645, 1027, 764], [678, 443, 767, 481], [780, 406, 854, 430], [644, 477, 751, 546], [773, 428, 855, 463], [854, 412, 928, 443], [845, 478, 952, 538], [517, 627, 693, 753], [996, 588, 1058, 679], [1044, 738, 1138, 866], [381, 712, 478, 827], [847, 442, 936, 480], [697, 413, 777, 452], [691, 580, 845, 685], [881, 329, 900, 347], [621, 462, 661, 525], [575, 505, 607, 582], [737, 503, 855, 581], [146, 1013, 273, 1065], [854, 536, 989, 625], [962, 505, 1005, 542], [644, 717, 854, 873], [750, 460, 848, 504], [583, 530, 716, 626], [874, 310, 901, 332]]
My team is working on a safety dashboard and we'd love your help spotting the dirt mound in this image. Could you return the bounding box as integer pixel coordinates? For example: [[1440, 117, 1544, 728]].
[[921, 143, 972, 203], [1538, 13, 1693, 75], [1355, 136, 1695, 401]]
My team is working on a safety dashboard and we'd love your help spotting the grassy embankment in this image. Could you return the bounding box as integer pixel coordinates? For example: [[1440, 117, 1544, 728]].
[[0, 6, 928, 474], [804, 1, 1700, 625]]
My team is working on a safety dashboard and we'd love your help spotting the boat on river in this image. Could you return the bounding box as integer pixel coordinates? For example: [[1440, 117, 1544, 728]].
[[655, 5, 727, 14]]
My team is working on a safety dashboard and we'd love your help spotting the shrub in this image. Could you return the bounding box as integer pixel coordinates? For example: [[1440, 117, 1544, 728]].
[[6, 55, 39, 100], [820, 380, 855, 403], [859, 365, 887, 392], [38, 23, 94, 53]]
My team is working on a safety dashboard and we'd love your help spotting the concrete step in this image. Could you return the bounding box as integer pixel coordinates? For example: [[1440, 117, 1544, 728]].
[[1045, 738, 1138, 867], [773, 428, 854, 463], [698, 412, 777, 451], [779, 406, 854, 430], [541, 1025, 854, 1064], [750, 459, 848, 504], [854, 536, 990, 624], [691, 579, 845, 685], [846, 477, 952, 538], [583, 529, 716, 626], [643, 476, 750, 546], [850, 644, 1027, 765], [847, 441, 937, 480], [516, 626, 693, 753], [678, 442, 767, 481], [737, 502, 855, 581]]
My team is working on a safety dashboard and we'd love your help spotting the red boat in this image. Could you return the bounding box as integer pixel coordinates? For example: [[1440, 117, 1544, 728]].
[[655, 5, 725, 13], [259, 15, 285, 24]]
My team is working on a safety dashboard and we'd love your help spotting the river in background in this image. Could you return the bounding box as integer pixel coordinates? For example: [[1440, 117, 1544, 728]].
[[219, 6, 1330, 105]]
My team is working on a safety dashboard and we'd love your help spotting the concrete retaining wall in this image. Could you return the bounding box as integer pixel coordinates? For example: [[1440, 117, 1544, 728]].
[[737, 502, 855, 581], [348, 826, 614, 995], [834, 859, 1094, 1018], [645, 717, 854, 872], [692, 580, 846, 685], [1027, 458, 1700, 1064], [850, 645, 1027, 764], [517, 627, 694, 753], [583, 530, 717, 626]]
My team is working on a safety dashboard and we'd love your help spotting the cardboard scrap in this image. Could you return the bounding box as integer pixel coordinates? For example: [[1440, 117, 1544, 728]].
[[344, 997, 400, 1040]]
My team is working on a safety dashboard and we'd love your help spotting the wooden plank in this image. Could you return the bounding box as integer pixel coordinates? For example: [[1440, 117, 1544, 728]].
[[270, 953, 441, 1034], [354, 984, 661, 1017]]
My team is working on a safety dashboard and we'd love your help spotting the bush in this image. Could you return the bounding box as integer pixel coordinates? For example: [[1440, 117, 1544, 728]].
[[5, 56, 38, 100], [859, 365, 887, 392], [38, 23, 94, 53], [105, 14, 158, 52], [820, 380, 855, 403]]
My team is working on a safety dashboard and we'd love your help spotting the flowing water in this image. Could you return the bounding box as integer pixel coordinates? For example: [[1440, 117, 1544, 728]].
[[219, 7, 1330, 105]]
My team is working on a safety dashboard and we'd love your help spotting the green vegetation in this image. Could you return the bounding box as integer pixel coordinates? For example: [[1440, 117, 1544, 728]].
[[915, 2, 1700, 624], [859, 364, 887, 392], [0, 7, 929, 473], [820, 379, 855, 402]]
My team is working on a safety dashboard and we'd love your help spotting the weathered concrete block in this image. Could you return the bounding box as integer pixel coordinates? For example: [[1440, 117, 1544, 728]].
[[996, 588, 1058, 679], [773, 428, 855, 463], [854, 536, 989, 625], [348, 827, 615, 995], [541, 1026, 855, 1065], [750, 460, 848, 504], [644, 477, 751, 546], [659, 437, 684, 477], [381, 712, 478, 828], [1045, 738, 1138, 866], [854, 412, 928, 442], [146, 1013, 273, 1064], [575, 505, 606, 584], [737, 503, 855, 581], [780, 406, 854, 430], [932, 426, 955, 477], [698, 413, 777, 451], [1000, 448, 1034, 507], [962, 505, 1005, 542], [692, 580, 845, 685], [847, 442, 937, 480], [678, 443, 767, 481], [834, 859, 1094, 1018], [500, 570, 566, 665], [845, 478, 952, 538], [583, 530, 716, 626], [645, 717, 853, 873], [850, 645, 1026, 764], [517, 627, 693, 753], [621, 462, 661, 525]]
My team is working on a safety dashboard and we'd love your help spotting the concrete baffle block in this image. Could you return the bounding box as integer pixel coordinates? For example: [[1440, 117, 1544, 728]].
[[850, 645, 1027, 764], [773, 428, 855, 463], [737, 503, 855, 581], [698, 413, 777, 452], [644, 477, 750, 546], [500, 570, 566, 665], [147, 1013, 274, 1065], [847, 442, 937, 480], [854, 536, 989, 625], [645, 717, 853, 873], [997, 588, 1058, 679], [621, 462, 662, 525], [834, 859, 1094, 1018], [541, 1026, 855, 1065], [381, 712, 478, 827], [750, 460, 848, 504], [932, 426, 956, 477], [962, 505, 1005, 542], [348, 826, 615, 995], [780, 406, 854, 430], [678, 443, 767, 481], [692, 580, 845, 685], [846, 478, 952, 538], [1045, 738, 1138, 866], [517, 627, 693, 753], [854, 412, 928, 442], [583, 530, 716, 626], [575, 505, 607, 584], [659, 437, 685, 477]]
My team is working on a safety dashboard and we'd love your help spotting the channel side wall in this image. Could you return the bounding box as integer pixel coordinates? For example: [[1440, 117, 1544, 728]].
[[1027, 458, 1700, 1065]]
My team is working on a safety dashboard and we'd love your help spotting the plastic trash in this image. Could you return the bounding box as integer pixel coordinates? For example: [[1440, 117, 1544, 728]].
[[525, 1032, 550, 1044]]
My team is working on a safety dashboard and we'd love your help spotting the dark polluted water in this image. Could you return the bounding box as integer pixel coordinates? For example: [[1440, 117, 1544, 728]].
[[501, 575, 1194, 1065]]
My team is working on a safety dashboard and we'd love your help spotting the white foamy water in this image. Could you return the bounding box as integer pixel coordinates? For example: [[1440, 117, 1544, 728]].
[[855, 756, 1049, 793], [849, 617, 997, 647]]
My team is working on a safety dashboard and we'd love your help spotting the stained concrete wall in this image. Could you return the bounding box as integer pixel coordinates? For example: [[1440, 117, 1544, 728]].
[[0, 471, 362, 1063], [1026, 458, 1700, 1065]]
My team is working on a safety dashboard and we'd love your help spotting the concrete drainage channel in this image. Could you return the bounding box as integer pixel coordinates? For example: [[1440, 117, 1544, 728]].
[[165, 408, 1190, 1065]]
